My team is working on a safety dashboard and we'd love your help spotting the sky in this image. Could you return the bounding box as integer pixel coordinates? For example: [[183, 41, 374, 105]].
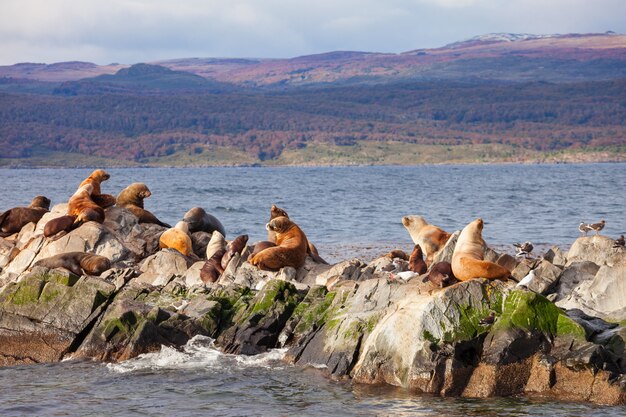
[[1, 0, 625, 65]]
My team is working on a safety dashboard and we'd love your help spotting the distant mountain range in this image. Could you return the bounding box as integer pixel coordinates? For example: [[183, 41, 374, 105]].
[[0, 32, 625, 167], [2, 32, 625, 86]]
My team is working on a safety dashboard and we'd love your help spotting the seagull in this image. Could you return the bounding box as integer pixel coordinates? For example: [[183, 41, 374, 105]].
[[579, 222, 593, 236], [589, 220, 606, 235], [391, 271, 418, 281], [516, 269, 536, 288], [479, 311, 496, 326], [513, 241, 534, 258], [613, 235, 625, 249]]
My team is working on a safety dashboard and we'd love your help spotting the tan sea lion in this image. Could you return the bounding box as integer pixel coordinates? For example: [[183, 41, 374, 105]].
[[116, 183, 170, 227], [408, 244, 427, 274], [159, 221, 194, 257], [249, 216, 308, 271], [205, 231, 227, 259], [221, 234, 249, 270], [34, 252, 111, 276], [451, 218, 510, 282], [402, 215, 451, 265], [183, 207, 226, 236], [0, 196, 51, 237], [267, 204, 328, 264], [79, 169, 116, 208], [68, 184, 105, 225]]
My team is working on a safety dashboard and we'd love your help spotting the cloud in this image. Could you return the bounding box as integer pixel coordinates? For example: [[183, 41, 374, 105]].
[[0, 0, 625, 64]]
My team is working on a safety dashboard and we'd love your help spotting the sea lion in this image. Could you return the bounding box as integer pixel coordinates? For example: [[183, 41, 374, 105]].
[[34, 252, 111, 276], [159, 221, 194, 257], [249, 216, 308, 271], [385, 249, 409, 261], [79, 169, 116, 208], [200, 248, 226, 283], [116, 183, 170, 227], [43, 214, 78, 237], [402, 215, 451, 265], [267, 204, 328, 264], [183, 207, 226, 236], [205, 231, 226, 259], [0, 196, 51, 237], [451, 218, 510, 282], [408, 244, 427, 275], [221, 234, 249, 270], [68, 183, 105, 226], [425, 262, 457, 288], [248, 241, 276, 261]]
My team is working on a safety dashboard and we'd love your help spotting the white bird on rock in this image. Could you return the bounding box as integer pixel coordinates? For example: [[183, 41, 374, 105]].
[[516, 269, 536, 289], [391, 271, 418, 281], [579, 222, 593, 236]]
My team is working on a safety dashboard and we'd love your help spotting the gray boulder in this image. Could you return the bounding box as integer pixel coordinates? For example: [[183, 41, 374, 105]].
[[567, 235, 625, 267], [137, 249, 192, 286], [555, 261, 600, 301]]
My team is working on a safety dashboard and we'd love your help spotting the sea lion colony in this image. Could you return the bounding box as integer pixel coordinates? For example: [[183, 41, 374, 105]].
[[2, 168, 591, 286]]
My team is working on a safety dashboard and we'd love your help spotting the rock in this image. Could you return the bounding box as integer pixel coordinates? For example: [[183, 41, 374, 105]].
[[567, 235, 625, 267], [217, 280, 304, 355], [296, 256, 333, 286], [0, 267, 115, 365], [137, 249, 192, 286], [0, 236, 45, 282], [511, 258, 537, 282], [543, 246, 567, 268], [314, 259, 365, 288], [430, 231, 460, 265], [36, 222, 131, 264], [557, 264, 626, 321], [183, 261, 205, 288], [496, 253, 518, 272], [555, 261, 600, 301], [527, 260, 562, 295], [103, 207, 139, 237]]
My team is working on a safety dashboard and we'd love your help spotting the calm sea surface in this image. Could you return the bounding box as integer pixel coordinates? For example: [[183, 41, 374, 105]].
[[1, 164, 625, 416]]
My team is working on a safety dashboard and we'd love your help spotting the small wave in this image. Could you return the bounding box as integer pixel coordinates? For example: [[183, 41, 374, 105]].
[[213, 205, 251, 214], [107, 336, 289, 374]]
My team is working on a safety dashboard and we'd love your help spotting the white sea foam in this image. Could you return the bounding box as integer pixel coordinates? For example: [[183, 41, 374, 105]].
[[107, 335, 289, 374]]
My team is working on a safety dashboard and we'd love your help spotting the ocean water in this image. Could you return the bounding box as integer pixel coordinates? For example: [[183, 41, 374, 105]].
[[0, 336, 624, 417], [1, 163, 625, 416], [1, 164, 625, 262]]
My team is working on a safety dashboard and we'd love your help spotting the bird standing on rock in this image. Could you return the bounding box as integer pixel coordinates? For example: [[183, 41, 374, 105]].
[[513, 241, 534, 258], [516, 269, 536, 289], [613, 235, 625, 249], [589, 220, 606, 235], [479, 312, 496, 326], [579, 222, 593, 236]]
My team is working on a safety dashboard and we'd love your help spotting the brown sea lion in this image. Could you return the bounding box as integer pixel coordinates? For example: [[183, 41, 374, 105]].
[[159, 221, 194, 257], [200, 248, 226, 283], [68, 183, 105, 226], [116, 183, 170, 227], [408, 244, 427, 274], [451, 218, 510, 282], [183, 207, 226, 236], [221, 234, 249, 270], [402, 215, 451, 266], [44, 214, 78, 237], [385, 249, 409, 261], [248, 240, 276, 261], [34, 252, 111, 276], [425, 262, 458, 288], [249, 216, 308, 271], [267, 204, 328, 265], [79, 169, 116, 208], [0, 196, 51, 237]]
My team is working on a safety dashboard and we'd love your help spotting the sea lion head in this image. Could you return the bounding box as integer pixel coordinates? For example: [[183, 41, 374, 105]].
[[90, 169, 110, 182], [30, 196, 51, 210], [118, 183, 151, 206], [270, 204, 289, 220], [472, 218, 484, 232], [183, 207, 207, 229], [174, 221, 190, 234], [266, 216, 294, 234], [402, 215, 428, 230]]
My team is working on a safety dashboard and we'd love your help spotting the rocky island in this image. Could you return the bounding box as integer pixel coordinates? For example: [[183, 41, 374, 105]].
[[0, 198, 625, 406]]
